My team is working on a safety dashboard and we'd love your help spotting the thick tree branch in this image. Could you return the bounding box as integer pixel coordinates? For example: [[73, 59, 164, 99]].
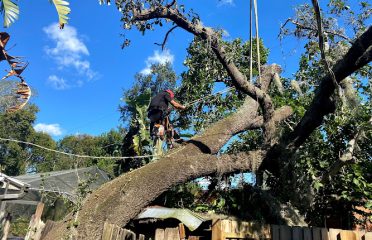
[[311, 0, 339, 88], [132, 6, 277, 143], [44, 150, 265, 240], [165, 0, 176, 8], [184, 65, 292, 154], [288, 25, 372, 148], [188, 103, 292, 155], [263, 26, 372, 175]]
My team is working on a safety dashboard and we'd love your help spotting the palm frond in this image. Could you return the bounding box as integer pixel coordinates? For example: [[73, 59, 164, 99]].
[[51, 0, 70, 28], [0, 0, 19, 28]]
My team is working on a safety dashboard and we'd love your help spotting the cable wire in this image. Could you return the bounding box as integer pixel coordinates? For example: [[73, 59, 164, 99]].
[[0, 137, 156, 160]]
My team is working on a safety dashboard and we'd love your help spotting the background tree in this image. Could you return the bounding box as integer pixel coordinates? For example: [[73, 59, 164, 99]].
[[0, 105, 39, 175]]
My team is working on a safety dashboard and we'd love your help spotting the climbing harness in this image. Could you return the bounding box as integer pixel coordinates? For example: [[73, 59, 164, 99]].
[[152, 115, 176, 150], [0, 32, 31, 113]]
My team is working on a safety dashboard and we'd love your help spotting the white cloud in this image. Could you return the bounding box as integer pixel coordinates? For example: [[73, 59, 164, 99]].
[[47, 75, 70, 90], [218, 0, 234, 6], [140, 49, 174, 75], [43, 23, 98, 85], [34, 123, 63, 136]]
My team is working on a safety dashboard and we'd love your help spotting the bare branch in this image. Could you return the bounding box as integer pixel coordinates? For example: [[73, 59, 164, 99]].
[[154, 25, 178, 50], [280, 18, 352, 43], [165, 0, 176, 8], [311, 0, 339, 88]]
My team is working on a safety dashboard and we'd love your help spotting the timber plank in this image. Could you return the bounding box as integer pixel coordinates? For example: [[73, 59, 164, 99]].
[[293, 226, 303, 240], [155, 229, 165, 240], [339, 230, 356, 240], [312, 227, 322, 240], [280, 225, 291, 240], [271, 225, 280, 240], [328, 229, 340, 240], [320, 228, 329, 240], [304, 227, 312, 240], [364, 232, 372, 240], [179, 223, 186, 240], [212, 219, 224, 240]]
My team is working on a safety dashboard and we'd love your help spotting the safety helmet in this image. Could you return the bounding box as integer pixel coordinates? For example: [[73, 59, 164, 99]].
[[165, 89, 174, 99]]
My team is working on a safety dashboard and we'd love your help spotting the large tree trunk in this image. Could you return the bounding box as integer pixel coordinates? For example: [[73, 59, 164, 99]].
[[43, 5, 372, 238], [47, 151, 263, 240], [44, 65, 291, 240]]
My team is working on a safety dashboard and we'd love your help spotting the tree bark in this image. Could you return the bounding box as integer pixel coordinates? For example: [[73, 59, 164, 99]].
[[44, 151, 264, 240], [262, 26, 372, 175]]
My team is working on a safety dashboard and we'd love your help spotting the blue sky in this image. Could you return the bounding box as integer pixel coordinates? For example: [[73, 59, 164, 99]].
[[2, 0, 309, 139]]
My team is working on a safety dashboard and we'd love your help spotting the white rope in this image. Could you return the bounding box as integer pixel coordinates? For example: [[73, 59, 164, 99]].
[[184, 86, 234, 107], [0, 137, 157, 160], [253, 0, 261, 84], [249, 0, 253, 83]]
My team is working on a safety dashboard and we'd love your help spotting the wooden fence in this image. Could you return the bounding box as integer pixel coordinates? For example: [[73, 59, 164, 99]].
[[212, 219, 372, 240], [102, 220, 372, 240]]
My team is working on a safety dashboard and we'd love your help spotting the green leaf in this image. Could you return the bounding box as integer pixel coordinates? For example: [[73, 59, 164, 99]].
[[133, 135, 141, 155], [314, 181, 324, 191], [51, 0, 70, 28], [1, 0, 19, 28]]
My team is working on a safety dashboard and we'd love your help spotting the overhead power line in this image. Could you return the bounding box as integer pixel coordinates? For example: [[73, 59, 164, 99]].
[[0, 137, 156, 160]]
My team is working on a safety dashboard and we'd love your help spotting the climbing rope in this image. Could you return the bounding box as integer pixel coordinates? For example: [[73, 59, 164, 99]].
[[249, 0, 253, 83], [253, 0, 261, 84], [184, 86, 234, 107], [0, 137, 157, 160], [249, 0, 261, 85]]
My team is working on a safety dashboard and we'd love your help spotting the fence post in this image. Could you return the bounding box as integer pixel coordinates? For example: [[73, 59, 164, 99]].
[[155, 228, 165, 240], [25, 202, 45, 240], [312, 227, 322, 240], [339, 230, 356, 240], [212, 219, 224, 240], [271, 225, 280, 240], [280, 225, 291, 240], [320, 228, 329, 240], [328, 228, 341, 240], [303, 227, 312, 240], [292, 226, 303, 240]]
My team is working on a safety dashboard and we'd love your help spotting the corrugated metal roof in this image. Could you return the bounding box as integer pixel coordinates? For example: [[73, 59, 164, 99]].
[[136, 207, 207, 231]]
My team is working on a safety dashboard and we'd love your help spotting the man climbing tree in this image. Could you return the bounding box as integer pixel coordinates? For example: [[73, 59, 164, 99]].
[[148, 89, 186, 145]]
